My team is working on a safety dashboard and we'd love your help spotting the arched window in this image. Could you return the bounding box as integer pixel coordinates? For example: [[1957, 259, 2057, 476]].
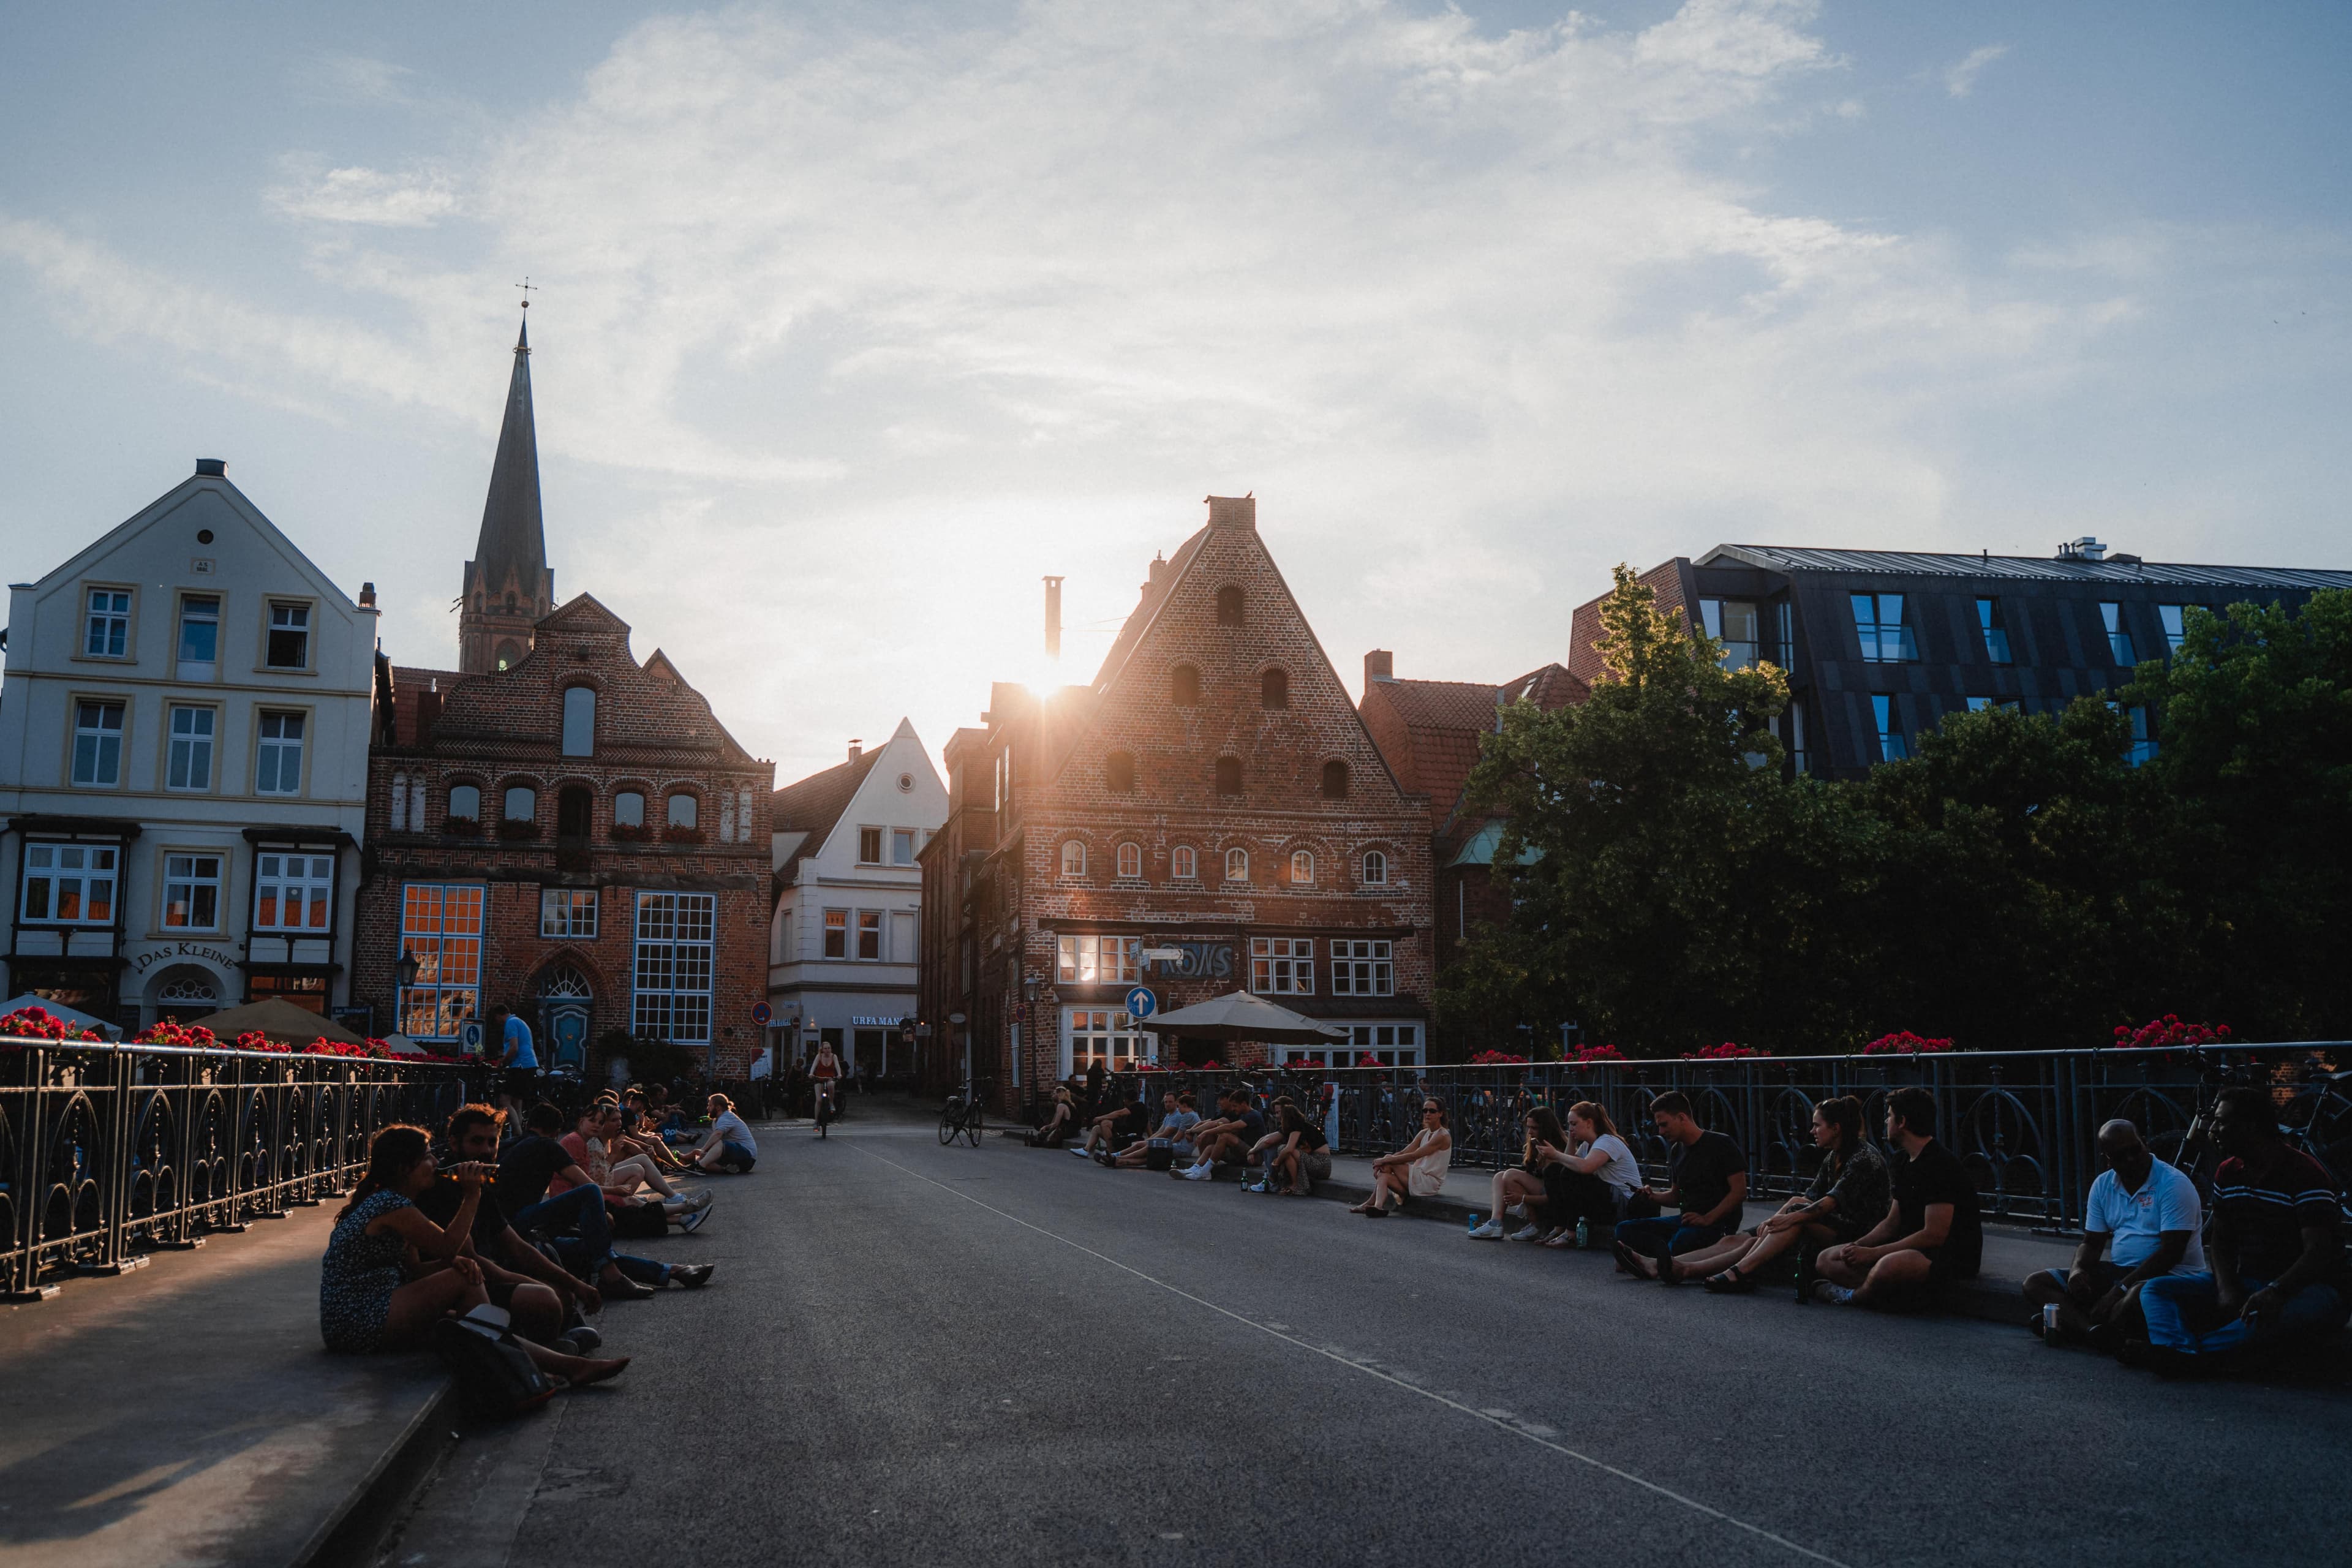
[[1261, 668, 1288, 709], [1321, 760, 1350, 799], [1291, 850, 1314, 884], [613, 790, 645, 828], [1224, 847, 1249, 883], [557, 784, 592, 838], [1362, 850, 1388, 886], [1215, 756, 1242, 796], [561, 686, 596, 756], [1171, 663, 1201, 707], [666, 791, 698, 829], [1061, 840, 1087, 877], [503, 785, 537, 822], [447, 783, 480, 823], [1216, 586, 1243, 627], [1106, 751, 1137, 793], [494, 639, 524, 671], [1117, 842, 1142, 878], [1172, 845, 1197, 880]]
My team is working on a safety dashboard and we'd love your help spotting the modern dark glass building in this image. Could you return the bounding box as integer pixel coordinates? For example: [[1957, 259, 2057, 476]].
[[1569, 538, 2352, 780]]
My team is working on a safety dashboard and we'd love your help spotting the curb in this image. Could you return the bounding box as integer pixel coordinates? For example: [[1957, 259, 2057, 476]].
[[288, 1379, 458, 1568]]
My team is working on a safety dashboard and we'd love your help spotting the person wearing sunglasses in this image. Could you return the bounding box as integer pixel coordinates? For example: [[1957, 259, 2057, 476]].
[[1351, 1099, 1452, 1215]]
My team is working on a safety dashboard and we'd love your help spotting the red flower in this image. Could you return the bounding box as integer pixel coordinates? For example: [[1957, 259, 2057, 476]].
[[1569, 1043, 1627, 1063], [1683, 1041, 1770, 1060], [1861, 1031, 1955, 1055]]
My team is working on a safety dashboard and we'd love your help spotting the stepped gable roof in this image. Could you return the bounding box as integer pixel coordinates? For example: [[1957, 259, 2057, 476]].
[[467, 315, 547, 597], [769, 748, 882, 881]]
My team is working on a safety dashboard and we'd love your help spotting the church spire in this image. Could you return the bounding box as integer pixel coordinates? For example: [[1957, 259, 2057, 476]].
[[458, 307, 556, 673]]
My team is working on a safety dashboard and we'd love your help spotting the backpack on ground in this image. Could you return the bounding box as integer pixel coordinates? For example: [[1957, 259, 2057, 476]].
[[611, 1200, 670, 1239], [429, 1305, 560, 1422]]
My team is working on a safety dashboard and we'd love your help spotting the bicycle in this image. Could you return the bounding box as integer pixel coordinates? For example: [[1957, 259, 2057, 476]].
[[813, 1079, 840, 1139], [939, 1078, 990, 1148], [2148, 1045, 2352, 1222]]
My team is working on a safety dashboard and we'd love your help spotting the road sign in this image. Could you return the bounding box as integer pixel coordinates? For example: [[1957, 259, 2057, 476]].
[[1125, 986, 1156, 1019], [752, 1002, 772, 1025]]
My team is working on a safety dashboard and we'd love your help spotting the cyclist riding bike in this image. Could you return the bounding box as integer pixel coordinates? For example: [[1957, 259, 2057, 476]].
[[810, 1039, 843, 1134]]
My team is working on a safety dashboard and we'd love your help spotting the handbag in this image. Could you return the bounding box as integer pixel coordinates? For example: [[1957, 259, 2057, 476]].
[[429, 1305, 560, 1422]]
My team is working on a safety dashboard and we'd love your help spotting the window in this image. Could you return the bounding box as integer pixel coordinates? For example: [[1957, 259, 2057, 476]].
[[1060, 840, 1087, 877], [1067, 1008, 1144, 1076], [557, 785, 590, 839], [254, 853, 333, 930], [1117, 842, 1143, 879], [612, 790, 644, 827], [1362, 850, 1387, 885], [1850, 594, 1918, 663], [1777, 601, 1795, 667], [2101, 603, 2135, 666], [1058, 934, 1140, 985], [824, 909, 848, 958], [84, 589, 132, 657], [1171, 663, 1201, 706], [666, 792, 698, 829], [1329, 938, 1394, 997], [1216, 586, 1243, 627], [1967, 697, 2022, 714], [1172, 845, 1197, 880], [1976, 598, 2012, 665], [265, 601, 311, 668], [503, 785, 536, 822], [1215, 756, 1242, 795], [166, 706, 214, 791], [178, 595, 221, 665], [1699, 599, 1760, 669], [856, 826, 883, 863], [2127, 706, 2158, 767], [1787, 699, 1807, 775], [2158, 605, 2192, 655], [448, 784, 481, 823], [1290, 850, 1314, 884], [20, 843, 117, 924], [1261, 668, 1289, 709], [1321, 760, 1349, 799], [1297, 1022, 1421, 1067], [1250, 937, 1314, 995], [72, 700, 125, 786], [161, 854, 222, 930], [892, 828, 917, 866], [855, 910, 883, 959], [561, 687, 595, 755], [1106, 750, 1137, 793], [399, 884, 483, 1039], [255, 712, 304, 795], [1871, 694, 1908, 761], [541, 888, 599, 938], [634, 892, 715, 1043], [1224, 847, 1248, 882]]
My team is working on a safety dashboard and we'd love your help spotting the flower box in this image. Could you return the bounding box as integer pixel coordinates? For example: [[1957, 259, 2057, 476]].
[[662, 826, 705, 845]]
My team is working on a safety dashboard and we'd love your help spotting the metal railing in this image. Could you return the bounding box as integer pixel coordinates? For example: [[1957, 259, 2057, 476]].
[[1104, 1043, 2352, 1232], [1, 1036, 481, 1302]]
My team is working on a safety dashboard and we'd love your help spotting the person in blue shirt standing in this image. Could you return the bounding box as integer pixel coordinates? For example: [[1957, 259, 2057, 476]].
[[486, 1003, 541, 1118]]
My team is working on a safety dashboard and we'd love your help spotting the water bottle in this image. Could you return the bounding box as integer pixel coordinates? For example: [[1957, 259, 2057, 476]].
[[1575, 1216, 1590, 1250]]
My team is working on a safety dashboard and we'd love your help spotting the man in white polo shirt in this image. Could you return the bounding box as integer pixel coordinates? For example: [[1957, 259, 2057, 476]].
[[2026, 1118, 2204, 1348]]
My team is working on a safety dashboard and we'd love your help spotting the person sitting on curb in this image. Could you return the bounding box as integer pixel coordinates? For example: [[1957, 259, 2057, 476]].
[[1638, 1095, 1888, 1289], [419, 1104, 619, 1351], [1072, 1085, 1144, 1159], [688, 1093, 759, 1173], [1029, 1086, 1079, 1148], [619, 1091, 698, 1172], [1114, 1090, 1202, 1169], [1250, 1100, 1332, 1195], [321, 1122, 629, 1390], [2024, 1118, 2203, 1348], [1174, 1088, 1268, 1180], [556, 1104, 713, 1219], [499, 1103, 706, 1301], [1537, 1101, 1647, 1248], [1809, 1087, 1981, 1308], [1352, 1098, 1452, 1215], [1469, 1107, 1575, 1240], [1611, 1093, 1747, 1272], [2124, 1087, 2349, 1373]]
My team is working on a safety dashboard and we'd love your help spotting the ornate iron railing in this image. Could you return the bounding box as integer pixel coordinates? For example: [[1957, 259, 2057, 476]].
[[1, 1036, 482, 1302], [1116, 1042, 2352, 1231]]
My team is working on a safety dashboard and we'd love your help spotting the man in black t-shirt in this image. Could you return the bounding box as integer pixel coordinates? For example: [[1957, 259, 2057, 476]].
[[1813, 1087, 1981, 1308], [418, 1104, 617, 1343], [1175, 1090, 1267, 1180], [1614, 1091, 1747, 1272]]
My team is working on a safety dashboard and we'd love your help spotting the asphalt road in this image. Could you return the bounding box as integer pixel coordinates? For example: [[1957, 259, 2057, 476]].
[[385, 1105, 2352, 1568]]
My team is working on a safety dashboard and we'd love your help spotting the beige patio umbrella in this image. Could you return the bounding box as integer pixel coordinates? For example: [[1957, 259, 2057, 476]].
[[188, 997, 370, 1047], [1137, 990, 1348, 1046]]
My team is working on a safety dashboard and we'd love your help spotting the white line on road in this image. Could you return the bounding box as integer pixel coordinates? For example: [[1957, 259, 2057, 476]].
[[851, 1144, 1853, 1568]]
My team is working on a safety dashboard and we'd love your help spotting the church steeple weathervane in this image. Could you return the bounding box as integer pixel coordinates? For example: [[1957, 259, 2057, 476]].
[[458, 298, 555, 674]]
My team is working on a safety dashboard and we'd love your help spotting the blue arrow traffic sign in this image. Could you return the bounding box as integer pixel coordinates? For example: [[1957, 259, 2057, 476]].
[[1125, 986, 1157, 1019]]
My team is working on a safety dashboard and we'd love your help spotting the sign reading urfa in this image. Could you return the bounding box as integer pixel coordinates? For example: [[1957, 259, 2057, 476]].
[[127, 941, 241, 978]]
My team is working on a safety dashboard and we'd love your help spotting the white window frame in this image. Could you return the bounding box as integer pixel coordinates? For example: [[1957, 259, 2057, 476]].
[[634, 891, 716, 1044], [161, 853, 224, 932], [856, 909, 883, 960], [1290, 850, 1315, 884], [20, 842, 119, 925], [541, 887, 599, 938], [1329, 938, 1394, 997], [1361, 850, 1387, 886], [1172, 845, 1197, 880], [1057, 933, 1139, 986], [858, 825, 883, 863], [255, 710, 306, 796], [399, 883, 484, 1040], [72, 699, 126, 787], [1224, 847, 1248, 883], [167, 704, 216, 792], [84, 587, 134, 659], [1283, 1022, 1422, 1068], [1250, 936, 1314, 995], [176, 593, 221, 667], [1063, 1007, 1144, 1077], [1060, 840, 1087, 878], [891, 827, 917, 866], [1116, 842, 1143, 879], [254, 851, 335, 933], [823, 908, 848, 958], [264, 599, 312, 670]]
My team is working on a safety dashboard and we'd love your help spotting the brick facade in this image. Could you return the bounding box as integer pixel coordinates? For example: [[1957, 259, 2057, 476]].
[[919, 496, 1436, 1110], [355, 595, 774, 1080]]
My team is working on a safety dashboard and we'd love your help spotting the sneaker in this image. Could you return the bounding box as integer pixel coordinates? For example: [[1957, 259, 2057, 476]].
[[1809, 1279, 1853, 1306], [676, 1204, 712, 1235], [1467, 1219, 1505, 1240], [670, 1263, 715, 1289], [1070, 1146, 1092, 1156], [688, 1189, 715, 1211], [1508, 1224, 1544, 1242], [1180, 1161, 1215, 1182], [559, 1326, 604, 1353]]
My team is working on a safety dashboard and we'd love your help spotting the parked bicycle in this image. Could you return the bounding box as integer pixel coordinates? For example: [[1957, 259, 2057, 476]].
[[939, 1078, 990, 1148], [2150, 1044, 2352, 1221]]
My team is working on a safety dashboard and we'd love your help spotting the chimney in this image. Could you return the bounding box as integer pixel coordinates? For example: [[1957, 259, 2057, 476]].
[[358, 581, 377, 610], [2057, 536, 2107, 562], [1043, 576, 1063, 661], [1365, 650, 1394, 686], [1205, 494, 1256, 531], [1140, 552, 1168, 605], [848, 739, 863, 761], [195, 458, 225, 477]]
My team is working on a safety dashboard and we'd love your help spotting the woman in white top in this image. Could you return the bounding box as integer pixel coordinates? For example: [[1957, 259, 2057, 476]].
[[1351, 1099, 1452, 1216], [1537, 1101, 1645, 1248]]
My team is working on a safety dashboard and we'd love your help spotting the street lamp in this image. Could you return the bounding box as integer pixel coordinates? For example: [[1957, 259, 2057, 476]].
[[395, 949, 421, 992]]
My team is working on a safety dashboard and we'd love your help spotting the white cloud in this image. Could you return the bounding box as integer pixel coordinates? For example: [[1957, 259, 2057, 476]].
[[269, 164, 461, 227], [1944, 43, 2009, 99]]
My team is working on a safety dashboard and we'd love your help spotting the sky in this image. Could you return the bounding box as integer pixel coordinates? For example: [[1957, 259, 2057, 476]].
[[2, 1, 2346, 785]]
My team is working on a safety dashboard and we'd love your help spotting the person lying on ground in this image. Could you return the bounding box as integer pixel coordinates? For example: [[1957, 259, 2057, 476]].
[[1114, 1090, 1202, 1169], [321, 1123, 629, 1387], [1352, 1098, 1452, 1215], [1811, 1087, 1981, 1308], [2125, 1087, 2348, 1373], [1250, 1100, 1332, 1195], [1609, 1093, 1748, 1271], [1535, 1101, 1646, 1247], [1175, 1089, 1268, 1180], [689, 1094, 759, 1172], [559, 1104, 712, 1216], [499, 1104, 706, 1300], [1030, 1086, 1079, 1148], [1629, 1096, 1886, 1287], [1470, 1107, 1575, 1239], [2024, 1118, 2202, 1348]]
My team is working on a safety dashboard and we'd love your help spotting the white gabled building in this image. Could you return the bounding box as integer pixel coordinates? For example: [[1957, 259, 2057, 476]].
[[0, 459, 378, 1029], [766, 719, 946, 1079]]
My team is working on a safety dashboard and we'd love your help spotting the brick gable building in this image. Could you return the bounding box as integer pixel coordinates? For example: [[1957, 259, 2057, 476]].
[[918, 496, 1434, 1107]]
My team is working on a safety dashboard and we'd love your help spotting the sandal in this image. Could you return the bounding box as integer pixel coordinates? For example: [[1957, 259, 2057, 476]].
[[1541, 1229, 1580, 1248], [1702, 1266, 1758, 1294], [1611, 1240, 1655, 1278]]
